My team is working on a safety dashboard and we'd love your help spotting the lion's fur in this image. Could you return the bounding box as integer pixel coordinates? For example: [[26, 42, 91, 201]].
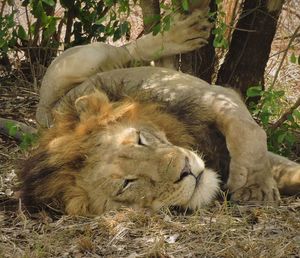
[[20, 8, 300, 215], [20, 91, 220, 215]]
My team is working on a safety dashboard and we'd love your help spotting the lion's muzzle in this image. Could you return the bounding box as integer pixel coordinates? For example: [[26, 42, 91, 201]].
[[174, 157, 203, 184]]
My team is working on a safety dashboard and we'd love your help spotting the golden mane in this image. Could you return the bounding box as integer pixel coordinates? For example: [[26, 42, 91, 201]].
[[19, 91, 196, 214]]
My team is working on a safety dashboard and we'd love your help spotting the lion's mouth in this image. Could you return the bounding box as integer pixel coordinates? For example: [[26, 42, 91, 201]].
[[174, 157, 204, 188], [195, 171, 204, 187]]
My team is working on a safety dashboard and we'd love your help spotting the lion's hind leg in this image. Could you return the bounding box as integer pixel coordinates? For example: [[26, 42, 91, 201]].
[[269, 152, 300, 195]]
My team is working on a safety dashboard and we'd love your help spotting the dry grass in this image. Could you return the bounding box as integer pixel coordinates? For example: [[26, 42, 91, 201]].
[[0, 199, 299, 257]]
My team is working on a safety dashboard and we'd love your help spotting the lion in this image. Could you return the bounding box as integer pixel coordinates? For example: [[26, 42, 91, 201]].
[[19, 9, 300, 216], [20, 90, 221, 215]]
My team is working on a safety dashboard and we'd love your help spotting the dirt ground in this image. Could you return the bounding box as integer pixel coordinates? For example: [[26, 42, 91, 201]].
[[0, 78, 300, 258]]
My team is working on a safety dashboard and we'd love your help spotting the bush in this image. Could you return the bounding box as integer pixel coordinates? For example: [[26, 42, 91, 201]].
[[247, 86, 300, 157]]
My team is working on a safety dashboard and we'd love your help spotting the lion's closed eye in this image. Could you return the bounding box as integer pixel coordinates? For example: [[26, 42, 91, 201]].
[[137, 132, 148, 146], [116, 178, 138, 196]]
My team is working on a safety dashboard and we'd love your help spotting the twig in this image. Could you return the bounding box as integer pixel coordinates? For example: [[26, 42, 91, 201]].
[[226, 24, 256, 33], [269, 44, 297, 58], [269, 24, 300, 91], [226, 0, 240, 44], [271, 97, 300, 130], [283, 6, 300, 20], [25, 6, 32, 43], [276, 33, 300, 40], [0, 0, 7, 17]]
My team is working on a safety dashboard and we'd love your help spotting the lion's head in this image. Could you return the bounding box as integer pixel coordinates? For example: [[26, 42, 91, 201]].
[[20, 91, 219, 216]]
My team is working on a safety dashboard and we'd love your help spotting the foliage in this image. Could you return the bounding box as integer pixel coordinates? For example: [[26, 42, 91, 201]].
[[247, 86, 299, 156], [143, 1, 185, 36], [4, 121, 37, 150], [0, 11, 18, 55], [210, 0, 228, 49], [0, 0, 137, 71], [290, 52, 300, 65]]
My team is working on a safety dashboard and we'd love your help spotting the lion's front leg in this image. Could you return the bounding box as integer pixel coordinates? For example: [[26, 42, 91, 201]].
[[210, 90, 280, 202], [228, 160, 280, 202], [224, 121, 280, 203]]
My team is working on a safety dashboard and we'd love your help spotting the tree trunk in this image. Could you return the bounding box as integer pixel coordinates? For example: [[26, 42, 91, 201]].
[[216, 0, 284, 96], [139, 0, 178, 69], [139, 0, 160, 32]]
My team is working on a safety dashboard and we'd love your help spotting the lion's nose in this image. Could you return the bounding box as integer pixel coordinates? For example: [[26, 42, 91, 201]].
[[174, 157, 194, 183]]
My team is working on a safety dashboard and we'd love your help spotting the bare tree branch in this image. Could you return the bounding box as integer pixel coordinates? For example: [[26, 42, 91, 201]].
[[271, 97, 300, 130], [0, 0, 7, 17]]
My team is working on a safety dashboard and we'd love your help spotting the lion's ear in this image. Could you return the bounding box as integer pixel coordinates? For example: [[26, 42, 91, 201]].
[[74, 91, 110, 120], [74, 91, 137, 124]]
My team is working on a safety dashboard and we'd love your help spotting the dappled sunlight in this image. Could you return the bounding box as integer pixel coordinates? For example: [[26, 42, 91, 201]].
[[202, 91, 239, 114]]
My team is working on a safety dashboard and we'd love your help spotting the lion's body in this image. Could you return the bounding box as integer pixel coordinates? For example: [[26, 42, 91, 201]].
[[21, 91, 220, 215], [19, 9, 300, 216]]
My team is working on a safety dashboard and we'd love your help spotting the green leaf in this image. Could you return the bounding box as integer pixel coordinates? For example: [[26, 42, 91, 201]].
[[8, 123, 18, 137], [287, 114, 294, 123], [20, 133, 37, 150], [0, 38, 6, 48], [162, 15, 171, 32], [277, 132, 286, 143], [43, 17, 57, 39], [104, 0, 114, 7], [213, 35, 223, 48], [113, 28, 121, 41], [274, 90, 285, 97], [42, 0, 55, 6], [95, 16, 107, 25], [246, 86, 263, 97], [292, 109, 300, 119], [17, 25, 28, 40], [32, 0, 44, 18], [182, 0, 189, 11], [152, 23, 161, 36], [119, 21, 129, 34], [285, 132, 295, 144], [290, 52, 297, 63], [260, 112, 270, 126], [144, 14, 160, 25]]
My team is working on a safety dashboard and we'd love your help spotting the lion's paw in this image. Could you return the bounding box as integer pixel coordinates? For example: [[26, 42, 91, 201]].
[[230, 180, 281, 204], [163, 9, 212, 53]]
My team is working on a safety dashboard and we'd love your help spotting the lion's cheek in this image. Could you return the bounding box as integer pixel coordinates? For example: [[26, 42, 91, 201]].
[[151, 179, 196, 210]]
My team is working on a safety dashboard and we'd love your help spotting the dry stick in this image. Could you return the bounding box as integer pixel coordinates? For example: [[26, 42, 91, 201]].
[[269, 24, 300, 91], [25, 6, 32, 43], [271, 97, 300, 130], [278, 33, 300, 40], [283, 6, 300, 20], [0, 0, 7, 17], [269, 44, 297, 58]]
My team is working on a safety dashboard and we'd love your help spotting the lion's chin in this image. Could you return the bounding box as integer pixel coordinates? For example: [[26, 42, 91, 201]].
[[186, 169, 220, 210]]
